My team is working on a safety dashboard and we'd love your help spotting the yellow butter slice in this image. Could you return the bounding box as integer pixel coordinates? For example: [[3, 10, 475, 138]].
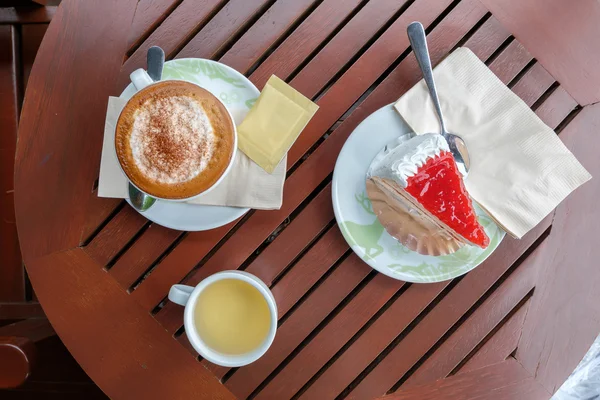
[[238, 75, 319, 173]]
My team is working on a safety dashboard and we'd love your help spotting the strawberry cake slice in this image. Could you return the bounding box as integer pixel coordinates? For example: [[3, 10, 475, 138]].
[[367, 133, 488, 254]]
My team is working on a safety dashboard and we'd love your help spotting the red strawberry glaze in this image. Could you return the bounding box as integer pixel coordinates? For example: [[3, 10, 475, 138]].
[[405, 151, 489, 248]]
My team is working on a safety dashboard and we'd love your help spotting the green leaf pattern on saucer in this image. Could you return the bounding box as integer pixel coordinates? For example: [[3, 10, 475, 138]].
[[338, 191, 504, 283], [161, 59, 257, 110]]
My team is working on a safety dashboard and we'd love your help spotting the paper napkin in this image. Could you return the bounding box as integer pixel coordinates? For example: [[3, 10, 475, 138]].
[[394, 47, 591, 238]]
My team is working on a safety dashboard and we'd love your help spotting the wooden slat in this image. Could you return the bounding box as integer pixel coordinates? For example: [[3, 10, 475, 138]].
[[287, 0, 479, 166], [117, 0, 226, 90], [188, 0, 319, 73], [534, 86, 578, 130], [0, 6, 56, 23], [109, 224, 182, 290], [258, 280, 445, 400], [80, 197, 122, 245], [228, 272, 407, 399], [510, 62, 555, 107], [14, 0, 140, 263], [205, 252, 373, 380], [516, 102, 600, 394], [288, 0, 413, 98], [21, 24, 48, 89], [154, 183, 332, 333], [244, 183, 333, 285], [401, 255, 538, 389], [176, 0, 273, 60], [25, 248, 235, 400], [272, 226, 347, 318], [344, 218, 552, 400], [176, 333, 197, 358], [0, 25, 23, 302], [0, 303, 45, 320], [267, 0, 452, 104], [143, 222, 347, 316], [378, 358, 549, 400], [534, 86, 577, 130], [461, 16, 510, 63], [302, 215, 552, 400], [137, 221, 238, 331], [459, 300, 529, 374], [479, 0, 600, 105], [127, 0, 181, 51], [249, 0, 365, 88], [488, 39, 533, 84], [153, 0, 471, 331], [84, 207, 147, 267]]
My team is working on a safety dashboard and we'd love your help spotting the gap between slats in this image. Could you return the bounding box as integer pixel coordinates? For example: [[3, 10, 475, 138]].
[[126, 0, 183, 56], [454, 297, 531, 374]]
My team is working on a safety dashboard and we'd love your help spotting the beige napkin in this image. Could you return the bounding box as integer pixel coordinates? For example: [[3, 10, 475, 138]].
[[394, 47, 591, 239], [98, 97, 285, 209]]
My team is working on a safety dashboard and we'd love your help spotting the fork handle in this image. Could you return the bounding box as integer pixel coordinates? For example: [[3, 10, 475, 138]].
[[407, 22, 447, 134]]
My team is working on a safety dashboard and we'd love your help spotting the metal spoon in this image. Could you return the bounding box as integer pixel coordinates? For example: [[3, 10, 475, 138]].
[[407, 22, 470, 176], [129, 46, 165, 212]]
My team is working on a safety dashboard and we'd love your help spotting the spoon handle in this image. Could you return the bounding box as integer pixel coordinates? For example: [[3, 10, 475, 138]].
[[130, 46, 165, 212], [407, 22, 447, 134], [147, 46, 165, 82]]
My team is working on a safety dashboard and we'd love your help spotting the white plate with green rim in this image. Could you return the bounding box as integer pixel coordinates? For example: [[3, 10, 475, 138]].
[[332, 104, 505, 283], [119, 58, 258, 231]]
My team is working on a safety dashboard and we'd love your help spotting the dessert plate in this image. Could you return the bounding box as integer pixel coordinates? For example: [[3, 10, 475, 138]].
[[119, 59, 258, 231], [332, 104, 505, 283]]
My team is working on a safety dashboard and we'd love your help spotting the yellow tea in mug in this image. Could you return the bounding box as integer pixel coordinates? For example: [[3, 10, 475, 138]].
[[194, 279, 271, 355]]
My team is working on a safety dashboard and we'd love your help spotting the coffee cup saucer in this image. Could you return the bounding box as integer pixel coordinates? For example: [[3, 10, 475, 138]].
[[119, 58, 259, 231]]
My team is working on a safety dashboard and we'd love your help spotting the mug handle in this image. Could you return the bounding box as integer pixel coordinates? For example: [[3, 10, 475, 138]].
[[130, 68, 154, 91], [168, 284, 195, 306]]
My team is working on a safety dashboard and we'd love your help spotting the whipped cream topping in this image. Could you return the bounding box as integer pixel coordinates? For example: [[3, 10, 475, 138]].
[[367, 133, 449, 187], [130, 96, 216, 184]]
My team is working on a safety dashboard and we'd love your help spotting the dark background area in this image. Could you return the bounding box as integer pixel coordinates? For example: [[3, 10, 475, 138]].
[[1, 0, 107, 398]]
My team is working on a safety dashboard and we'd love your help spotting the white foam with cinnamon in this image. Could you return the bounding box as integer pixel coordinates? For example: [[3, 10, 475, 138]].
[[129, 96, 216, 184]]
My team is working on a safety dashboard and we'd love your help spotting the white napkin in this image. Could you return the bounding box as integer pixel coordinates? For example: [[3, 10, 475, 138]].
[[394, 48, 591, 239], [98, 97, 285, 209]]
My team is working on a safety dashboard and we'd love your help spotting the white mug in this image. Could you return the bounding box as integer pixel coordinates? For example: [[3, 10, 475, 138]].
[[119, 69, 238, 202], [168, 271, 277, 367]]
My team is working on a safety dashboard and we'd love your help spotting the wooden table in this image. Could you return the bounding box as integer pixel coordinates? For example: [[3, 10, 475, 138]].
[[13, 0, 600, 398]]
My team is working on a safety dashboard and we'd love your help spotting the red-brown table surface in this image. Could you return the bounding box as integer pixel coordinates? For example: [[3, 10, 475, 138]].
[[13, 0, 600, 399]]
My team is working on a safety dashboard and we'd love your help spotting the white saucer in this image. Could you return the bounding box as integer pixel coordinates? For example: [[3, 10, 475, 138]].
[[120, 59, 259, 231], [331, 104, 505, 283]]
